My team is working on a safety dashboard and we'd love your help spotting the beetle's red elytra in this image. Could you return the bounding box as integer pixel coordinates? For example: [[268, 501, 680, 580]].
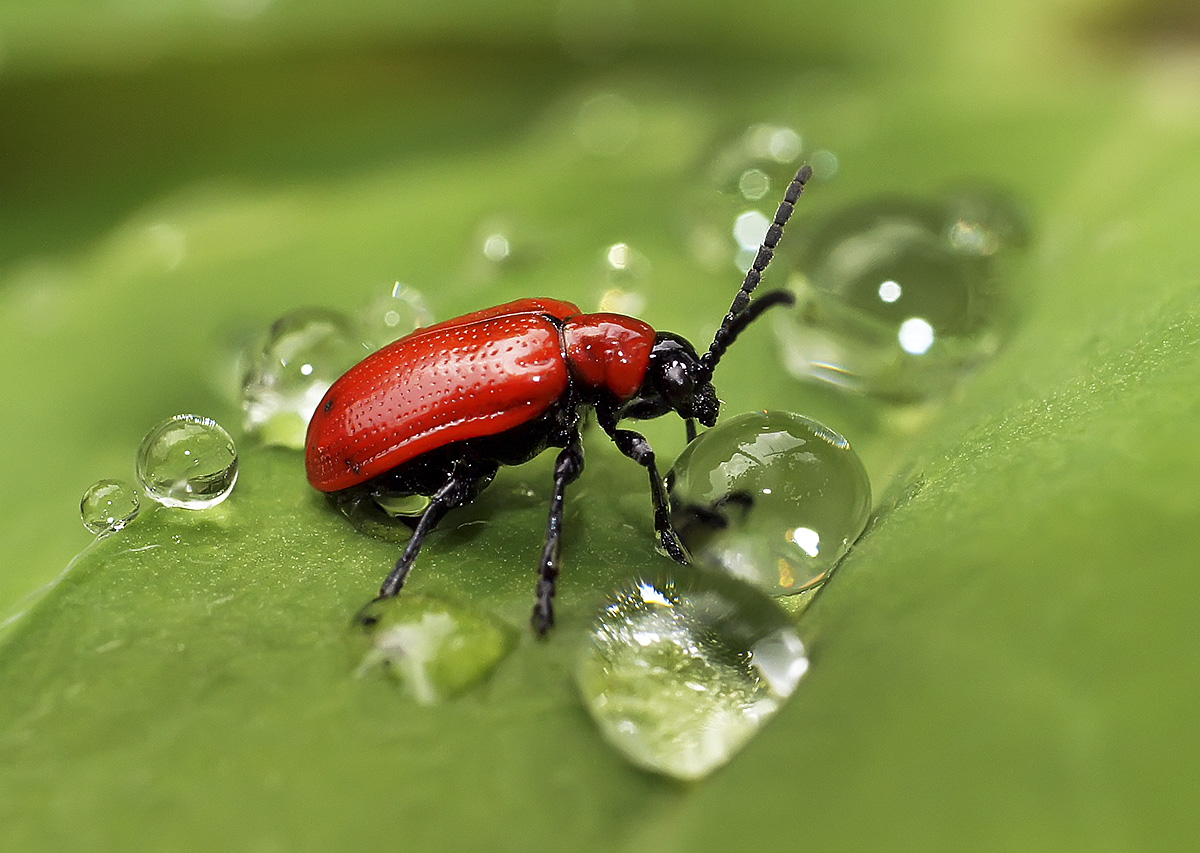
[[306, 164, 814, 634]]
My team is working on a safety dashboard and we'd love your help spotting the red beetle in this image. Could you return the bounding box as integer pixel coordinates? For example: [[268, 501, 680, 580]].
[[307, 165, 813, 633]]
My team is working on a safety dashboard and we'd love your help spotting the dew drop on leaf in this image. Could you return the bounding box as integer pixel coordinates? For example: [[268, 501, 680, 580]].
[[774, 194, 1026, 401], [80, 478, 140, 535], [240, 307, 366, 448], [136, 414, 238, 509], [354, 594, 517, 705], [576, 566, 808, 781], [668, 410, 871, 598]]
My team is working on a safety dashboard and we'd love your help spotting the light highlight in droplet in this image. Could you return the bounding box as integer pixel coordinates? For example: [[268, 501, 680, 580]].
[[898, 317, 935, 355], [878, 280, 902, 303]]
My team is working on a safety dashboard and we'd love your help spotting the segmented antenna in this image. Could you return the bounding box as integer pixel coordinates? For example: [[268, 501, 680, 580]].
[[699, 163, 812, 378]]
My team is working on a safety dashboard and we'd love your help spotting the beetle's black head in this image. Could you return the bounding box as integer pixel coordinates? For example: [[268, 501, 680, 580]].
[[625, 333, 719, 427]]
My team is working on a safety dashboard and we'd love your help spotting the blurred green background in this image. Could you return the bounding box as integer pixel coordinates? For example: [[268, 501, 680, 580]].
[[2, 0, 1200, 849]]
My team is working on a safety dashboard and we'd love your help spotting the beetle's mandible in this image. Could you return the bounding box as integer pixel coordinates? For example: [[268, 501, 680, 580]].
[[306, 164, 814, 634]]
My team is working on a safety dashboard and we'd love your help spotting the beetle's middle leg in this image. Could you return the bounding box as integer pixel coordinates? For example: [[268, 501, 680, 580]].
[[609, 428, 690, 565], [532, 430, 584, 636], [376, 457, 499, 599]]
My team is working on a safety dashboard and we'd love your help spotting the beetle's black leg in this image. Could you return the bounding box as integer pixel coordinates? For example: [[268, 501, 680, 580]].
[[609, 428, 689, 564], [376, 459, 498, 599], [532, 431, 585, 636], [685, 418, 697, 444]]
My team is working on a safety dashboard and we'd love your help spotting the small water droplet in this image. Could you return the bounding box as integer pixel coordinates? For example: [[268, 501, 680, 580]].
[[481, 233, 511, 263], [80, 479, 140, 535], [354, 594, 517, 704], [738, 168, 771, 201], [577, 566, 808, 781], [774, 195, 1026, 401], [360, 283, 433, 349], [136, 415, 238, 509], [808, 148, 839, 180], [668, 411, 871, 597], [241, 308, 366, 448]]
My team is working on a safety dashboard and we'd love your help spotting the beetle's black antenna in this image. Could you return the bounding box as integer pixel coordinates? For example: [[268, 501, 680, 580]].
[[699, 163, 812, 379]]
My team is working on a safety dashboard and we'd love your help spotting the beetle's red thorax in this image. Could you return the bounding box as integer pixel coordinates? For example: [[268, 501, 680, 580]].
[[562, 313, 655, 401]]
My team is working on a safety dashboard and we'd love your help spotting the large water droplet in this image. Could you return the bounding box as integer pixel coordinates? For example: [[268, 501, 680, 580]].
[[136, 415, 238, 509], [668, 411, 871, 597], [241, 308, 365, 448], [354, 594, 517, 704], [577, 567, 808, 781], [774, 194, 1026, 401], [80, 479, 140, 535]]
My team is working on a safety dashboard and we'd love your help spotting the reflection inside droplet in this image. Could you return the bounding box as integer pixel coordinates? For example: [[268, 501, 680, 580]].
[[898, 317, 935, 355], [788, 526, 821, 558], [878, 279, 902, 303]]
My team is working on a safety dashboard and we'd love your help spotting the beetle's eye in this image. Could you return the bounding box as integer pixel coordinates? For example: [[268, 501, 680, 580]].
[[663, 360, 693, 394]]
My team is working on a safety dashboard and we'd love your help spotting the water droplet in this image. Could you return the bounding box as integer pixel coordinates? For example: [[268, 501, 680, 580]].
[[354, 594, 517, 704], [241, 308, 366, 448], [597, 287, 646, 316], [668, 411, 871, 597], [737, 168, 771, 201], [80, 479, 140, 535], [360, 283, 433, 349], [808, 148, 839, 180], [689, 122, 808, 273], [577, 566, 808, 780], [481, 233, 511, 263], [136, 415, 238, 509], [774, 195, 1026, 401]]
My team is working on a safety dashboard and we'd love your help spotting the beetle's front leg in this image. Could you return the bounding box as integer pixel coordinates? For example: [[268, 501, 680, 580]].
[[609, 428, 690, 565]]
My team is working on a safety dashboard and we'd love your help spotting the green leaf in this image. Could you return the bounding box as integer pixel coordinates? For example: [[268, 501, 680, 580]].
[[3, 0, 1200, 847]]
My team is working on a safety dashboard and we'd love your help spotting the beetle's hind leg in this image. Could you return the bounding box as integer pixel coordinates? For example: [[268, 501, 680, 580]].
[[532, 431, 585, 636], [374, 457, 499, 601]]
